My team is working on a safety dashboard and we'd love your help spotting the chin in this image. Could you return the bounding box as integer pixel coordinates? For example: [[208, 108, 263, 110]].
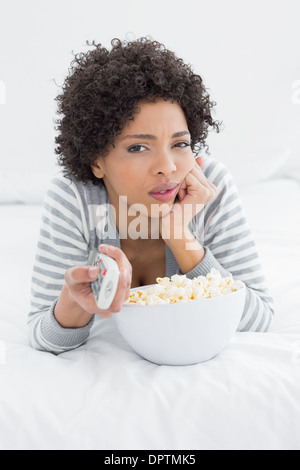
[[128, 198, 176, 219], [149, 201, 175, 219]]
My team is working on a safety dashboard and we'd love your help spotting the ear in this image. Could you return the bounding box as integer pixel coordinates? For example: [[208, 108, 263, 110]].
[[91, 159, 105, 179]]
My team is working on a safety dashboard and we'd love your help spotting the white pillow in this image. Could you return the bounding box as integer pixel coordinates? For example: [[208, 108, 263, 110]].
[[218, 148, 291, 188], [271, 150, 300, 181], [0, 171, 52, 204]]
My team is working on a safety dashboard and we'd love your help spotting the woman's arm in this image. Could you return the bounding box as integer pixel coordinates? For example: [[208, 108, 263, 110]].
[[162, 158, 274, 332], [28, 175, 93, 353], [54, 245, 132, 327], [28, 175, 131, 354], [200, 159, 274, 332]]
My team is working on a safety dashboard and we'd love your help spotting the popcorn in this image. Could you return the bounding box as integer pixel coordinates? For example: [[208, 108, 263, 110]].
[[125, 269, 244, 306]]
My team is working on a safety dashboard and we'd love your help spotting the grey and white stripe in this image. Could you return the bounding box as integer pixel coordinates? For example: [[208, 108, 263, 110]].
[[28, 157, 274, 354]]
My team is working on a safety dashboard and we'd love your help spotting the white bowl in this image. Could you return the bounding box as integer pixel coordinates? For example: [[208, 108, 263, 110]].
[[115, 284, 246, 366]]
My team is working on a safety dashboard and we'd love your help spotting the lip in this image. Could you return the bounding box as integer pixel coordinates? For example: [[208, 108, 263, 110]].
[[149, 182, 179, 203], [149, 181, 179, 194]]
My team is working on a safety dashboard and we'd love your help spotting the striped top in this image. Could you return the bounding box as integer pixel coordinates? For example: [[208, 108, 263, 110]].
[[28, 157, 274, 354]]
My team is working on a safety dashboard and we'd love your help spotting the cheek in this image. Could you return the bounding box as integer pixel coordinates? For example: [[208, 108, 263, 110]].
[[109, 162, 142, 192], [178, 152, 195, 175], [119, 166, 141, 185]]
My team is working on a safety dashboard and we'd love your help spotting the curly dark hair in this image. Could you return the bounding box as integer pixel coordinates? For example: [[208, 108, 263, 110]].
[[55, 37, 220, 184]]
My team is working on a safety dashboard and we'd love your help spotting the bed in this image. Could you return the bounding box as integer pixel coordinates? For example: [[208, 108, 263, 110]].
[[0, 174, 300, 451]]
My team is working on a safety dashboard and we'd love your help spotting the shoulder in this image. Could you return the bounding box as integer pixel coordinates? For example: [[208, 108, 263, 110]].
[[201, 156, 237, 194], [201, 156, 243, 220], [202, 157, 233, 185], [46, 171, 108, 206]]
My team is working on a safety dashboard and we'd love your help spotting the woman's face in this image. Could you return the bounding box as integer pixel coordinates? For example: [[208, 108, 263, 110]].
[[92, 99, 195, 218]]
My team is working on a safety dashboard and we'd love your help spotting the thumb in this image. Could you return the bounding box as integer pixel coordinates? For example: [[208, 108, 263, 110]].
[[70, 266, 100, 283]]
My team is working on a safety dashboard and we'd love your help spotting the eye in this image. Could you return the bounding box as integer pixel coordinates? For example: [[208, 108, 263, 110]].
[[127, 144, 147, 154], [173, 141, 191, 150]]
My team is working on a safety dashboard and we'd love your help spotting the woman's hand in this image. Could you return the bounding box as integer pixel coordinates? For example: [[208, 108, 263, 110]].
[[161, 157, 217, 240], [159, 157, 217, 274], [172, 156, 217, 223], [55, 245, 132, 327]]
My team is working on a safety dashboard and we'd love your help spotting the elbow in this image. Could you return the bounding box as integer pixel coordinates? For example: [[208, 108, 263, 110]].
[[27, 315, 58, 354], [238, 305, 274, 333]]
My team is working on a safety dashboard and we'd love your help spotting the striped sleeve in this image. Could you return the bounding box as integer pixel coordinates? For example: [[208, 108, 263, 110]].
[[28, 174, 94, 354], [188, 159, 274, 332]]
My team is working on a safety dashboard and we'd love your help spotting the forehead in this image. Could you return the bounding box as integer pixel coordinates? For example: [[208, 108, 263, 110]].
[[121, 99, 188, 135]]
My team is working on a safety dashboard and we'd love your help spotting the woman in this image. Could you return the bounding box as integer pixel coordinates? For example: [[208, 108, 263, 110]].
[[28, 38, 274, 354]]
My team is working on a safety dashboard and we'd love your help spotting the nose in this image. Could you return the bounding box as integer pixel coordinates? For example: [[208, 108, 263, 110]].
[[150, 149, 177, 176]]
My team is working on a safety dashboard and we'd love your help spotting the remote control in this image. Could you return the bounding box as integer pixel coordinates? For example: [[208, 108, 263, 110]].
[[91, 253, 120, 310]]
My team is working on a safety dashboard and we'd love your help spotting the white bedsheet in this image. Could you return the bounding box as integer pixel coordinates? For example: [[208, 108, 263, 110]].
[[0, 178, 300, 450]]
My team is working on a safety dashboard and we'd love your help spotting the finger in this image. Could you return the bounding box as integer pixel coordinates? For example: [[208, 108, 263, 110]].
[[178, 186, 187, 201], [93, 267, 130, 316], [109, 267, 131, 312], [195, 156, 204, 168], [177, 176, 188, 201], [190, 165, 217, 191], [191, 163, 207, 181], [123, 267, 132, 304], [67, 265, 100, 284], [184, 171, 217, 202], [185, 170, 204, 188], [99, 245, 133, 290], [177, 172, 204, 201], [179, 178, 187, 190], [99, 244, 130, 270]]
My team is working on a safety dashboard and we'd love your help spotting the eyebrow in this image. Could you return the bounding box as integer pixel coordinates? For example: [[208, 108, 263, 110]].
[[121, 131, 190, 141]]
